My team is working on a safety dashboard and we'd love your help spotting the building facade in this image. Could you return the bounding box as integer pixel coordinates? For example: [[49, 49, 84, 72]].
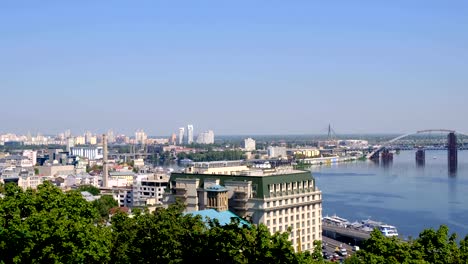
[[268, 146, 287, 158], [135, 129, 147, 145], [243, 138, 256, 151], [186, 125, 194, 144], [165, 166, 322, 252], [70, 146, 103, 160], [178, 127, 185, 145], [196, 130, 215, 144]]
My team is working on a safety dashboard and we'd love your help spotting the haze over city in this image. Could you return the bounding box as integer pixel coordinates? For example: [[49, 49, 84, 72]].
[[1, 1, 468, 135]]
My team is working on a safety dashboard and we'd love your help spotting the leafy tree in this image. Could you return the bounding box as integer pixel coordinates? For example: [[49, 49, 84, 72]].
[[0, 182, 111, 263], [92, 195, 118, 220], [77, 184, 100, 195], [346, 225, 467, 264]]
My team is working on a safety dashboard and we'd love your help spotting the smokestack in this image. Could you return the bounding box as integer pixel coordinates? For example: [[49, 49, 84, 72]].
[[102, 134, 109, 188]]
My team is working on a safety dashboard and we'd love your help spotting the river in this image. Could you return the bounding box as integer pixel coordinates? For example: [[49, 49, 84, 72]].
[[311, 150, 468, 239]]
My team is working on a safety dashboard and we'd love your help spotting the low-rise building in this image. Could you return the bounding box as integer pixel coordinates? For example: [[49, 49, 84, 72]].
[[37, 165, 75, 176], [132, 173, 169, 207], [267, 146, 287, 158], [185, 160, 248, 175]]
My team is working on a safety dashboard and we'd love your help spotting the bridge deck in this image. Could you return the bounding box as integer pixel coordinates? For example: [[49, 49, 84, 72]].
[[322, 223, 371, 240]]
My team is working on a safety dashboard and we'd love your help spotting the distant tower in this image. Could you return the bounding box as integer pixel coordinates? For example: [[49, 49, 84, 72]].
[[170, 133, 177, 145], [187, 124, 194, 144], [178, 127, 185, 145], [102, 134, 109, 188]]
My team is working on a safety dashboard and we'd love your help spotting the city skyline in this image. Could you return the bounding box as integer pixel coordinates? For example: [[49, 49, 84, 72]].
[[1, 1, 468, 135]]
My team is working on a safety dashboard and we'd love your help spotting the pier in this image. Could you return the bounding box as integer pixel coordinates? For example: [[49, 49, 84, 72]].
[[322, 222, 370, 245]]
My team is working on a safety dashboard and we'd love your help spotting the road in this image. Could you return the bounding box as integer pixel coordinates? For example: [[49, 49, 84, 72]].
[[321, 236, 355, 261]]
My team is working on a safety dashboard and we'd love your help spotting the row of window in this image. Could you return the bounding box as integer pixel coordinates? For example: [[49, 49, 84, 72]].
[[268, 180, 314, 194], [266, 194, 321, 207], [267, 218, 317, 227], [266, 204, 321, 216]]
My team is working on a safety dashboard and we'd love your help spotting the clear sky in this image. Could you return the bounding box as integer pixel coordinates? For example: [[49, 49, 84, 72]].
[[1, 1, 467, 136]]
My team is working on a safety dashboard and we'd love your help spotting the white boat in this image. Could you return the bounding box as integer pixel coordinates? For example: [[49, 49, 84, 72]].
[[378, 224, 399, 237], [323, 215, 399, 237], [322, 215, 351, 227], [361, 219, 399, 237]]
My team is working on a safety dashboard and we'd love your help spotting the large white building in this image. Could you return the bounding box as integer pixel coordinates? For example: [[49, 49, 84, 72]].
[[268, 146, 287, 158], [186, 124, 194, 144], [243, 138, 256, 151], [22, 150, 37, 166], [178, 127, 185, 145], [196, 130, 214, 144], [70, 146, 103, 160], [111, 172, 170, 207], [166, 165, 322, 253], [135, 129, 147, 145], [132, 173, 170, 207]]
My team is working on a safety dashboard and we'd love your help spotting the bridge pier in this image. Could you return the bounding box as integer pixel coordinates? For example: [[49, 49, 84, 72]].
[[415, 148, 425, 167], [448, 132, 457, 175]]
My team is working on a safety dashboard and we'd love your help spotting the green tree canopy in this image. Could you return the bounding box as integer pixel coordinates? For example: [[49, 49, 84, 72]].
[[77, 184, 100, 195]]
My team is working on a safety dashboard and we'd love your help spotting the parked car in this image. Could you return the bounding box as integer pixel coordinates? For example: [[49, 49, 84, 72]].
[[339, 248, 348, 256]]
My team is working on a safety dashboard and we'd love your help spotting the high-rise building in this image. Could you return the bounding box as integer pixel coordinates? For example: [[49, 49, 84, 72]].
[[186, 125, 194, 144], [85, 131, 93, 144], [66, 137, 75, 152], [178, 127, 185, 145], [170, 133, 177, 145], [107, 129, 115, 143], [243, 138, 256, 151], [22, 150, 37, 166], [135, 129, 147, 145], [64, 129, 71, 139], [165, 165, 322, 253], [75, 136, 86, 145], [196, 130, 214, 144]]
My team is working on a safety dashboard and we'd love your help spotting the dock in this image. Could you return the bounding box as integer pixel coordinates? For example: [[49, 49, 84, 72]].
[[322, 222, 371, 243]]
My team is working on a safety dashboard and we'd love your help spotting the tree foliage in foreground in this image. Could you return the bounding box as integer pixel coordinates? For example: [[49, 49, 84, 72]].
[[2, 182, 468, 264], [345, 225, 468, 264], [0, 182, 111, 263], [0, 182, 322, 264]]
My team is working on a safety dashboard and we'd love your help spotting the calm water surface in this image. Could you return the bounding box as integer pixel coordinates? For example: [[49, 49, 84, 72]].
[[311, 150, 468, 239]]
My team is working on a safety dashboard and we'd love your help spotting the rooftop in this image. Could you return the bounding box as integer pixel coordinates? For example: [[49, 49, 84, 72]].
[[187, 209, 250, 227], [205, 184, 228, 192]]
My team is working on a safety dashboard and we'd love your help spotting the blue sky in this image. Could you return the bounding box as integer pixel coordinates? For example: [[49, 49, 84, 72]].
[[1, 1, 467, 136]]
